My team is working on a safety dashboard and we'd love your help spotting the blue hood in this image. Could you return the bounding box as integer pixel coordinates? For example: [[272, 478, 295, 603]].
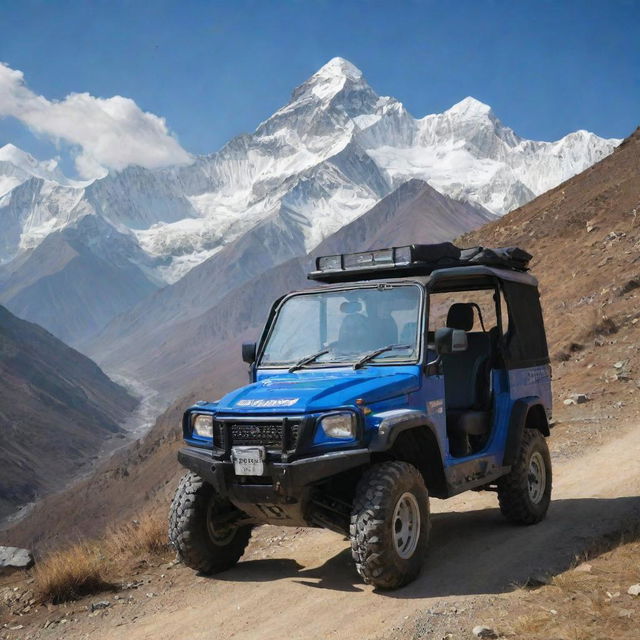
[[216, 366, 421, 414]]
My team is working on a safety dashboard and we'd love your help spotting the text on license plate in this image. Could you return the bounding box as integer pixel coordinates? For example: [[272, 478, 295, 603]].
[[232, 446, 265, 476]]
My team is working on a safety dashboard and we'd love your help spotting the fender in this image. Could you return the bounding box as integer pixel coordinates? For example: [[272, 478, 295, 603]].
[[368, 409, 440, 452], [503, 396, 549, 466]]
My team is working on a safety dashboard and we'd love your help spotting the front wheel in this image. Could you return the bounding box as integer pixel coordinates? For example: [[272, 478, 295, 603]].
[[169, 472, 252, 573], [350, 461, 430, 590], [498, 428, 552, 524]]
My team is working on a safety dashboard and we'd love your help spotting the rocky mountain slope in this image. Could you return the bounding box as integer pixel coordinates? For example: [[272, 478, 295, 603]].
[[0, 215, 160, 344], [457, 126, 640, 406], [0, 305, 137, 521], [0, 58, 618, 346]]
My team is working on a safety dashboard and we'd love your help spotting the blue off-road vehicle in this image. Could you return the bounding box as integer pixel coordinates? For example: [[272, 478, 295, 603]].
[[169, 243, 553, 589]]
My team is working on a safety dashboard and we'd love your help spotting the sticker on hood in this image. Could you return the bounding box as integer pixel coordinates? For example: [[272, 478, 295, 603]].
[[236, 398, 300, 408]]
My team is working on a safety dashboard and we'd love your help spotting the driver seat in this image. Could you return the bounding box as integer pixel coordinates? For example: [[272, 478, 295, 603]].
[[441, 303, 492, 456]]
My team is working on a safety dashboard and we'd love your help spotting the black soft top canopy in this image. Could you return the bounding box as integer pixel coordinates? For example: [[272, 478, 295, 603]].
[[308, 243, 532, 284]]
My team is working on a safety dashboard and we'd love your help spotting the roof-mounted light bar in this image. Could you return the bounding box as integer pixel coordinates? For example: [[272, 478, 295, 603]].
[[316, 246, 413, 274], [308, 243, 531, 283]]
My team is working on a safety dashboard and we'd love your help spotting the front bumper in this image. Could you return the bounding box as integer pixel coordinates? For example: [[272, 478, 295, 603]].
[[177, 446, 370, 526], [178, 445, 370, 497]]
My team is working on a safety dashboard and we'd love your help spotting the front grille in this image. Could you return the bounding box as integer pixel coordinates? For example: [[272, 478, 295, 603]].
[[214, 418, 301, 451]]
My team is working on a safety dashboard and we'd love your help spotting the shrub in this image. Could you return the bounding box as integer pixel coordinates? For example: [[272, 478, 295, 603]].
[[34, 542, 112, 603], [34, 510, 170, 603]]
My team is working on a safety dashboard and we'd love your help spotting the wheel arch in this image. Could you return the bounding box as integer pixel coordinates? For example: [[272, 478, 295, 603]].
[[369, 411, 447, 498], [503, 397, 550, 467]]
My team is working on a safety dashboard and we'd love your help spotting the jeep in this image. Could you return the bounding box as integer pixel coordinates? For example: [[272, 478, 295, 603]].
[[169, 242, 553, 589]]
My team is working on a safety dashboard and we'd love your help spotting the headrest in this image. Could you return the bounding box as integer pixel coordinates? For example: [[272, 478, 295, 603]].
[[447, 303, 474, 331], [341, 301, 362, 314]]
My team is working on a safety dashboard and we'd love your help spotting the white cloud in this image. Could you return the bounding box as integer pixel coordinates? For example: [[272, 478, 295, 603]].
[[0, 62, 192, 178]]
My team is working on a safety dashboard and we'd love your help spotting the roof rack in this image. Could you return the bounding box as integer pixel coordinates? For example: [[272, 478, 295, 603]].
[[308, 243, 532, 283]]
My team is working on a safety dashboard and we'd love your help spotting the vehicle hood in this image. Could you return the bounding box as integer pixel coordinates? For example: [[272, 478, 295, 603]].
[[216, 366, 421, 414]]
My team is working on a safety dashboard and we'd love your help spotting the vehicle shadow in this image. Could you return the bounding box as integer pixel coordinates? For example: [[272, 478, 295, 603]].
[[391, 495, 640, 599], [212, 551, 364, 592], [211, 496, 640, 597]]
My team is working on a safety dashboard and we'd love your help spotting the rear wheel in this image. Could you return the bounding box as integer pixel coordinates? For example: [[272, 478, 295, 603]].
[[498, 428, 552, 524], [169, 472, 252, 573], [350, 461, 430, 589]]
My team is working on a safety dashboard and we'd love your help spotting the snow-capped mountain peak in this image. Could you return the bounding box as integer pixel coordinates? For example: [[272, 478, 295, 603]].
[[281, 58, 379, 127], [314, 56, 363, 81], [0, 143, 43, 170], [445, 96, 494, 119], [0, 143, 91, 196], [0, 57, 621, 290], [293, 57, 368, 100]]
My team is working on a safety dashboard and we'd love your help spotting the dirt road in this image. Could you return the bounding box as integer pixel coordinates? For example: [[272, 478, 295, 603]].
[[51, 418, 633, 640]]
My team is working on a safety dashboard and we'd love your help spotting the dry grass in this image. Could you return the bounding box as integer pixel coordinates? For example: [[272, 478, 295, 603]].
[[506, 537, 640, 640], [33, 510, 171, 603], [105, 511, 171, 559], [33, 541, 111, 604]]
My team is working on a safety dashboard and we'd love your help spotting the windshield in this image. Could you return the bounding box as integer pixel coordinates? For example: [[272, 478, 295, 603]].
[[260, 285, 422, 367]]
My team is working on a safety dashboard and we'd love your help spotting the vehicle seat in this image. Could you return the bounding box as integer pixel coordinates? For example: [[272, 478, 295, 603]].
[[441, 303, 492, 455], [338, 303, 370, 352]]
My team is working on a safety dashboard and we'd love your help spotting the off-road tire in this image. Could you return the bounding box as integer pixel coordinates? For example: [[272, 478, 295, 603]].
[[498, 428, 552, 525], [169, 472, 252, 573], [350, 461, 430, 590]]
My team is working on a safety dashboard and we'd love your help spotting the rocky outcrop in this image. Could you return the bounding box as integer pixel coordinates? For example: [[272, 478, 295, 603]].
[[0, 546, 34, 574]]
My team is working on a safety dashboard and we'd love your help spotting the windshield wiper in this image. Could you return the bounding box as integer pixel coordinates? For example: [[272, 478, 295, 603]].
[[288, 349, 330, 373], [353, 344, 411, 370]]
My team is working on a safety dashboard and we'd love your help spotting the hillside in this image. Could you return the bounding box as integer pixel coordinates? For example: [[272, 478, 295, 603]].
[[0, 305, 137, 522], [0, 216, 160, 345], [459, 126, 640, 414], [312, 178, 494, 255]]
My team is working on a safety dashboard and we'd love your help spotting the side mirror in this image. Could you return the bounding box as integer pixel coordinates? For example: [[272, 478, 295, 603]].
[[242, 342, 257, 364], [434, 327, 468, 355]]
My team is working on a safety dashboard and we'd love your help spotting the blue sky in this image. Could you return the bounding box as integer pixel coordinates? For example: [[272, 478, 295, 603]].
[[0, 0, 638, 176]]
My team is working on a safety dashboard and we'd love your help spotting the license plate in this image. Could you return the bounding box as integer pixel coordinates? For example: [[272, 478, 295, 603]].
[[232, 446, 265, 476]]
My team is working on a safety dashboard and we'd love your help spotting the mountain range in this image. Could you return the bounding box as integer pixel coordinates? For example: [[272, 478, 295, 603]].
[[0, 58, 619, 352]]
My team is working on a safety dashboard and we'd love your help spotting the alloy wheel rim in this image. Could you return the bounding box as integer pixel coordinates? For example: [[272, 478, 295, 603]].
[[528, 451, 546, 504], [392, 492, 421, 559]]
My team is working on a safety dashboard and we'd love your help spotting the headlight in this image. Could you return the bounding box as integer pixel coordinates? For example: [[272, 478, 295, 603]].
[[192, 414, 214, 438], [319, 412, 356, 439]]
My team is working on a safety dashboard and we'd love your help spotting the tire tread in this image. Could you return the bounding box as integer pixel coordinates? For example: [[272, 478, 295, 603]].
[[169, 472, 251, 573], [350, 461, 429, 590], [497, 428, 552, 525]]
